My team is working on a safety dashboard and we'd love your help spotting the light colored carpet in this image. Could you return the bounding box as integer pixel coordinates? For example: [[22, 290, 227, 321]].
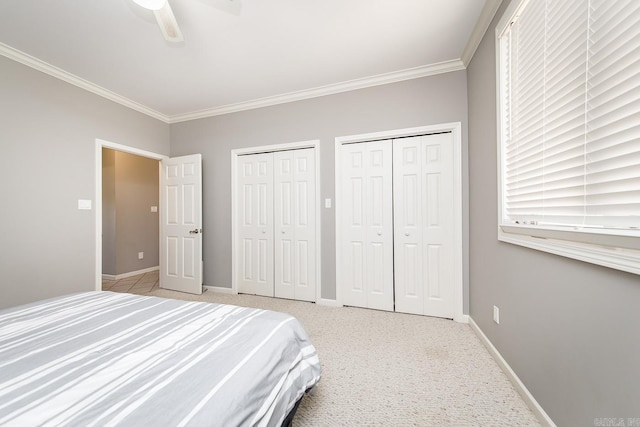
[[128, 286, 540, 427]]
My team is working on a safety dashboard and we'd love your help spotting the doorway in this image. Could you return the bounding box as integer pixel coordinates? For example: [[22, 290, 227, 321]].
[[94, 139, 167, 291], [101, 148, 160, 282]]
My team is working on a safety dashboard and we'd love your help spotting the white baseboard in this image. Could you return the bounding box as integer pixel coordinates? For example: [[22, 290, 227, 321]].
[[203, 285, 237, 295], [316, 298, 339, 307], [468, 317, 556, 427], [454, 314, 470, 324], [102, 266, 159, 281]]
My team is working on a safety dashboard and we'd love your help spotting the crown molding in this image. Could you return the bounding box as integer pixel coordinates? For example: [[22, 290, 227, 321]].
[[461, 0, 504, 66], [2, 41, 467, 125], [0, 42, 171, 123], [168, 59, 466, 123]]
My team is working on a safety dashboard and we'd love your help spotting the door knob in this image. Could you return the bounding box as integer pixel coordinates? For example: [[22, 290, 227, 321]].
[[281, 230, 285, 234], [404, 232, 410, 236], [262, 230, 266, 234], [377, 231, 382, 236], [189, 229, 201, 234]]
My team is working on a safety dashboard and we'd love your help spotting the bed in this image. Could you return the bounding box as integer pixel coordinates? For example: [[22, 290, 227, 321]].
[[0, 291, 321, 426]]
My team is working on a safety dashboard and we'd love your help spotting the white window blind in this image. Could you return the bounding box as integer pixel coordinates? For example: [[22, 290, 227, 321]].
[[500, 0, 640, 232]]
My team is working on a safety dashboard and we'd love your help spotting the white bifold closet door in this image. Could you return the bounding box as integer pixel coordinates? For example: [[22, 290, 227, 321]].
[[340, 140, 394, 311], [237, 148, 316, 302], [339, 133, 455, 318], [393, 134, 454, 318]]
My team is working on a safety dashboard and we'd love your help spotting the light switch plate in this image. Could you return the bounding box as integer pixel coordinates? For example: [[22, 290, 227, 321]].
[[324, 198, 332, 208], [78, 199, 92, 210], [151, 206, 158, 212]]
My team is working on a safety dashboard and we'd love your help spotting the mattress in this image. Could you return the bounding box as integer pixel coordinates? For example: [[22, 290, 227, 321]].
[[0, 291, 321, 426]]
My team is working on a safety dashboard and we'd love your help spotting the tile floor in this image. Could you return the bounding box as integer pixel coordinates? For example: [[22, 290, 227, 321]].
[[101, 270, 159, 294]]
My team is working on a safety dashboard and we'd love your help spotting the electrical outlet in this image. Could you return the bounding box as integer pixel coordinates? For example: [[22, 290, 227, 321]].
[[493, 305, 500, 324], [138, 252, 144, 260]]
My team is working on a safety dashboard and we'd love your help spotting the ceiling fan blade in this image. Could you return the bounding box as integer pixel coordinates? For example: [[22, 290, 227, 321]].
[[153, 1, 184, 42]]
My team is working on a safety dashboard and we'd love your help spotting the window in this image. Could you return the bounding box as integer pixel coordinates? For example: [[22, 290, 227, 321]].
[[496, 0, 640, 274]]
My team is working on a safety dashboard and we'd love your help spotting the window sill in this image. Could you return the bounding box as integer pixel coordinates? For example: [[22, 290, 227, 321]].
[[498, 227, 640, 276]]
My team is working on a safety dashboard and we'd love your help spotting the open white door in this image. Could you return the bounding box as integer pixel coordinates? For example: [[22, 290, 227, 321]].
[[160, 154, 203, 295]]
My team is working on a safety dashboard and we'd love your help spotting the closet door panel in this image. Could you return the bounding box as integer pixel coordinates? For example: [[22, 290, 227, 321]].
[[237, 153, 274, 297], [274, 152, 295, 299], [340, 141, 393, 311], [293, 149, 316, 302], [394, 133, 455, 318], [421, 133, 454, 318], [393, 137, 424, 315], [341, 144, 368, 308], [274, 149, 316, 302], [365, 141, 394, 311]]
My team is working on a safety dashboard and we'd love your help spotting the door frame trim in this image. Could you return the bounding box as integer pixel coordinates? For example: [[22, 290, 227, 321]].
[[94, 139, 168, 292], [334, 123, 465, 322], [230, 140, 322, 302]]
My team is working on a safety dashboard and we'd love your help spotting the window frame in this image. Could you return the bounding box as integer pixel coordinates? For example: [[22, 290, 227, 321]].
[[494, 0, 640, 276]]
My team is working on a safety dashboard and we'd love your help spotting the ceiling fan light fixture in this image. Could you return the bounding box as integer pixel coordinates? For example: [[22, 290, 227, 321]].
[[132, 0, 167, 11]]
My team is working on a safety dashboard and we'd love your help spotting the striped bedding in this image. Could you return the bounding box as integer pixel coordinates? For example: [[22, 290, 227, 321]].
[[0, 291, 321, 426]]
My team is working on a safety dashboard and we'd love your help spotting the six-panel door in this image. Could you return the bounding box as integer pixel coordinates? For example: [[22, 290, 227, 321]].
[[160, 154, 203, 295]]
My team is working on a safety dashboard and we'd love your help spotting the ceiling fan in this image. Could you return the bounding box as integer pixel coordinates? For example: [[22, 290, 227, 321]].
[[132, 0, 241, 43]]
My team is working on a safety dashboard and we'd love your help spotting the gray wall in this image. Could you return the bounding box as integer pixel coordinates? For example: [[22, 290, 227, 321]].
[[467, 1, 640, 425], [101, 149, 160, 276], [0, 56, 169, 309], [114, 150, 160, 274], [170, 71, 469, 304]]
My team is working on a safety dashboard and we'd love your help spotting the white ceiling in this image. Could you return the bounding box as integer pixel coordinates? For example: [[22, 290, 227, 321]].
[[0, 0, 497, 122]]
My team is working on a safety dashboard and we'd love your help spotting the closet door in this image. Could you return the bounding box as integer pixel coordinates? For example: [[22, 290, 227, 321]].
[[394, 133, 455, 318], [340, 141, 394, 311], [237, 153, 274, 297], [274, 149, 316, 302]]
